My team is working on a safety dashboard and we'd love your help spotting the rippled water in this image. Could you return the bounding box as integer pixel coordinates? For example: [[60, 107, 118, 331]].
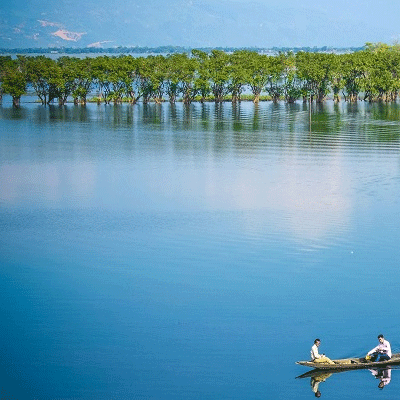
[[1, 100, 400, 399]]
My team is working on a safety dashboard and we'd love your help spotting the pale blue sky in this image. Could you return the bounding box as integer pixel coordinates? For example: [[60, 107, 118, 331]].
[[244, 0, 400, 46], [1, 0, 400, 48]]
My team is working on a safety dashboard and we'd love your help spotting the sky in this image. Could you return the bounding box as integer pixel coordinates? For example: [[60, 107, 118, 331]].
[[1, 0, 400, 48], [217, 0, 400, 42]]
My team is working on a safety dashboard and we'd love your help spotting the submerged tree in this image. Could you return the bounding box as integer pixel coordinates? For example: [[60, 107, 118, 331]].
[[72, 58, 94, 105], [228, 50, 249, 103], [265, 54, 285, 102], [51, 57, 81, 106], [177, 53, 198, 104], [340, 52, 367, 102], [3, 42, 400, 107], [192, 49, 211, 102], [0, 56, 14, 103], [1, 58, 27, 107], [295, 52, 336, 103], [281, 52, 301, 103], [245, 52, 271, 103], [207, 50, 231, 103], [26, 56, 60, 105]]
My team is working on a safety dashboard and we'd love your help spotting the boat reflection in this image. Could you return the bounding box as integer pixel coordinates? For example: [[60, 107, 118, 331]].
[[296, 366, 394, 396]]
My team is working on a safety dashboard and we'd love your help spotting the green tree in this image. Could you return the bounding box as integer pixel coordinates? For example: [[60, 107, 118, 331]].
[[72, 58, 94, 105], [1, 58, 27, 107], [52, 56, 80, 106], [91, 56, 115, 104], [136, 55, 167, 104], [362, 44, 400, 102], [330, 56, 344, 102], [243, 52, 270, 103], [177, 54, 198, 104], [0, 56, 13, 103], [265, 54, 285, 102], [120, 56, 140, 104], [340, 52, 367, 102], [26, 56, 59, 105], [207, 50, 230, 102], [228, 50, 249, 103], [165, 54, 185, 103], [192, 50, 211, 102], [282, 52, 301, 103], [295, 52, 336, 103], [108, 56, 130, 104]]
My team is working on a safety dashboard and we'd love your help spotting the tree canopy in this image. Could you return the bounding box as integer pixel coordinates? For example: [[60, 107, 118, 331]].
[[2, 43, 400, 107]]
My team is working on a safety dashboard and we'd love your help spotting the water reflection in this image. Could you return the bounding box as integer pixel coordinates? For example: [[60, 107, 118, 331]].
[[297, 367, 394, 396], [1, 102, 400, 246], [369, 367, 392, 388], [2, 101, 400, 145], [0, 105, 28, 120], [370, 102, 400, 122], [310, 371, 332, 397]]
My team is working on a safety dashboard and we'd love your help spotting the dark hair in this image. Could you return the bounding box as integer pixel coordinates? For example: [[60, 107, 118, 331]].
[[314, 338, 321, 343], [378, 334, 384, 339], [315, 390, 321, 397]]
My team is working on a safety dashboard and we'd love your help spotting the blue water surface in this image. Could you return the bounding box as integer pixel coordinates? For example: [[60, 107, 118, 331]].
[[1, 100, 400, 399]]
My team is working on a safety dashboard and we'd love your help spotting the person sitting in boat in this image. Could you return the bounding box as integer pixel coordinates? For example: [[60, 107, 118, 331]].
[[311, 339, 335, 365], [366, 334, 392, 362]]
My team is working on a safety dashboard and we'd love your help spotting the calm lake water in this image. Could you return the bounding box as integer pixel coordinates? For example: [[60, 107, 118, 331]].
[[1, 99, 400, 399]]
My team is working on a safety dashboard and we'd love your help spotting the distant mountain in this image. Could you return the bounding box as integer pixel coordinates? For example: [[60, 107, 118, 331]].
[[0, 0, 398, 49]]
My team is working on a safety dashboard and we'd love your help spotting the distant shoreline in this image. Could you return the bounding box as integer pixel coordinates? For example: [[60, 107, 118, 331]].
[[0, 45, 363, 56]]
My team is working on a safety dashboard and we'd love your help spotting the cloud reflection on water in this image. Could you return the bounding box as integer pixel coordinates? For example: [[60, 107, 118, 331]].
[[1, 101, 400, 246]]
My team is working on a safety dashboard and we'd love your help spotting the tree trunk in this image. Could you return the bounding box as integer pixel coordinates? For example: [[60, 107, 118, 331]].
[[350, 94, 358, 102], [317, 91, 325, 103], [128, 91, 137, 104], [12, 96, 21, 107]]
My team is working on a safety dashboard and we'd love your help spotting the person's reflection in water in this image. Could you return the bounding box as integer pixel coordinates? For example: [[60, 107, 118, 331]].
[[369, 367, 391, 389], [310, 372, 332, 397]]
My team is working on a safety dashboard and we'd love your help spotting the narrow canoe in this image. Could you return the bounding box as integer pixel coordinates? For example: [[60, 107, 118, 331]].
[[296, 353, 400, 370]]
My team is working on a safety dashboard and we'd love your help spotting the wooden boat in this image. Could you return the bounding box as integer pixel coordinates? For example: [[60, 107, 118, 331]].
[[296, 353, 400, 370]]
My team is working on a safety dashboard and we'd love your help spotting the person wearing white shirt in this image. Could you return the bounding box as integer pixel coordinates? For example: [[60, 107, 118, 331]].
[[311, 339, 335, 365], [367, 334, 392, 362]]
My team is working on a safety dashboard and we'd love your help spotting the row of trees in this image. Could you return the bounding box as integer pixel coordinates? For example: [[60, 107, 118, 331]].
[[1, 43, 400, 107]]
